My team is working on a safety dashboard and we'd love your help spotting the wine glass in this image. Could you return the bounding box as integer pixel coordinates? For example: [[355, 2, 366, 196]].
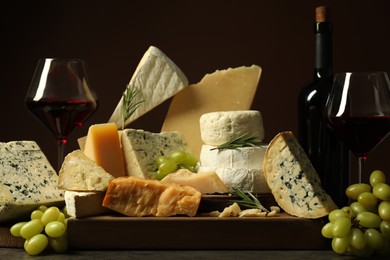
[[325, 72, 390, 183], [25, 58, 98, 171]]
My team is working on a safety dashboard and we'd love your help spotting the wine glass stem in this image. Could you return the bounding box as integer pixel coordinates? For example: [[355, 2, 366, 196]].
[[358, 156, 366, 183], [57, 139, 66, 172]]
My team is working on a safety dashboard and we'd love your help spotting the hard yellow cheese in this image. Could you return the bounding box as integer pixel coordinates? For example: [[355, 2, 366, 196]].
[[83, 123, 125, 178], [161, 65, 262, 157]]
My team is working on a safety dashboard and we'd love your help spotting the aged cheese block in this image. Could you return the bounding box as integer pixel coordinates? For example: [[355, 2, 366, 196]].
[[83, 123, 125, 178], [108, 46, 189, 129], [64, 191, 111, 218], [264, 131, 337, 219], [0, 141, 64, 222], [58, 150, 114, 192], [121, 129, 187, 179], [103, 176, 201, 217], [161, 65, 262, 157], [200, 110, 264, 146], [161, 169, 228, 194]]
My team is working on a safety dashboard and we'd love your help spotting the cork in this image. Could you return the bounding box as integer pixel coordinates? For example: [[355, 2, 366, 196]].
[[315, 6, 329, 23]]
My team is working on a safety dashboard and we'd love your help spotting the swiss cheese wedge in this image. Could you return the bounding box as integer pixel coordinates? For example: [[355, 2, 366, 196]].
[[161, 65, 261, 157]]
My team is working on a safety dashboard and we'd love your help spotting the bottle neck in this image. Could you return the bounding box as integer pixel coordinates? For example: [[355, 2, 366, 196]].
[[314, 22, 333, 81]]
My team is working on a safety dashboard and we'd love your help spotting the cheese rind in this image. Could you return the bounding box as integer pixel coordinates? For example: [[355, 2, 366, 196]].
[[109, 46, 188, 129], [58, 150, 114, 191], [264, 131, 337, 219], [121, 129, 187, 179], [200, 110, 264, 146], [161, 65, 262, 157], [64, 191, 111, 218], [103, 176, 201, 217], [0, 141, 64, 222]]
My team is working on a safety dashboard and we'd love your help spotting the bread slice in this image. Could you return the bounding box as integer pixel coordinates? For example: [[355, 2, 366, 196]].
[[263, 131, 337, 219]]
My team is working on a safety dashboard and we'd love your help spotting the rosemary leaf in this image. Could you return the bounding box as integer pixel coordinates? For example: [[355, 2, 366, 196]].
[[230, 187, 269, 212], [210, 133, 262, 150], [122, 84, 144, 129]]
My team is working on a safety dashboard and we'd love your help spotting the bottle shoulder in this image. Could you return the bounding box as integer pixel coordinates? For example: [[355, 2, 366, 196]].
[[298, 79, 333, 104]]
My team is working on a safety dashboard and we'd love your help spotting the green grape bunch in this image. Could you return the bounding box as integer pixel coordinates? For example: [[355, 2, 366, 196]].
[[155, 150, 198, 180], [10, 205, 69, 256], [321, 170, 390, 257]]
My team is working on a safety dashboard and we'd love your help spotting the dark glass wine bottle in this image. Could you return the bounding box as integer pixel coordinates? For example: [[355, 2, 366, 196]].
[[298, 6, 350, 207]]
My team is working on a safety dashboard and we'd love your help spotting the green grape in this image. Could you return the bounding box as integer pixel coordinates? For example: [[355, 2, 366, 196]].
[[332, 236, 350, 254], [364, 228, 384, 250], [41, 206, 60, 225], [329, 209, 349, 222], [376, 237, 390, 257], [357, 192, 378, 209], [350, 202, 367, 217], [37, 205, 48, 212], [378, 201, 390, 221], [57, 212, 66, 223], [341, 206, 352, 216], [30, 209, 44, 220], [170, 150, 187, 164], [369, 170, 386, 188], [373, 183, 390, 201], [350, 227, 366, 250], [349, 245, 374, 257], [20, 219, 44, 240], [10, 222, 27, 237], [346, 183, 371, 200], [158, 159, 178, 175], [356, 212, 381, 228], [380, 220, 390, 240], [321, 222, 334, 239], [332, 217, 351, 238], [156, 170, 168, 180], [156, 155, 169, 166], [24, 233, 48, 256], [183, 153, 198, 167], [49, 234, 68, 253], [45, 221, 66, 238]]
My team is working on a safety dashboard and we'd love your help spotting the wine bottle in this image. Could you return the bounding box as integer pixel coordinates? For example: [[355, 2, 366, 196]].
[[298, 6, 350, 207]]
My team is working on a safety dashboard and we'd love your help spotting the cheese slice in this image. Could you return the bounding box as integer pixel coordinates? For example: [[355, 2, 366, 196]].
[[121, 129, 187, 179], [264, 131, 337, 219], [0, 141, 64, 222], [108, 46, 189, 129], [83, 123, 125, 178], [161, 169, 228, 194], [161, 65, 262, 157], [58, 150, 114, 191], [103, 176, 201, 217], [64, 191, 111, 218]]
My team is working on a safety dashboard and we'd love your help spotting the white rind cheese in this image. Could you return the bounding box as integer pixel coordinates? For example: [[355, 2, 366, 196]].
[[264, 131, 337, 219], [65, 191, 111, 218], [108, 46, 189, 129], [121, 129, 188, 179], [0, 141, 64, 222], [200, 145, 267, 169], [200, 110, 264, 146]]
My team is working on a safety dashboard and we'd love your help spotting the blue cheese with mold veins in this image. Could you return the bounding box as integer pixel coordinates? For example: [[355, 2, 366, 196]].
[[121, 129, 188, 179], [0, 141, 64, 222], [263, 131, 337, 219]]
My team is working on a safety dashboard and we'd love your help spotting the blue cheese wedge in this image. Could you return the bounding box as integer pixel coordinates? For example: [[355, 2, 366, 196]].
[[121, 129, 188, 179], [0, 141, 64, 222], [263, 131, 337, 219]]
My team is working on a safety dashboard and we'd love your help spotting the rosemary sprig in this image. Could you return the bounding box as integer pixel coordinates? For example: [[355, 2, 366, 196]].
[[230, 187, 269, 212], [122, 84, 144, 129], [210, 133, 262, 150]]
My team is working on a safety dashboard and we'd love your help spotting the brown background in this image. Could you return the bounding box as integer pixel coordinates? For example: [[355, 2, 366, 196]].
[[1, 0, 389, 181]]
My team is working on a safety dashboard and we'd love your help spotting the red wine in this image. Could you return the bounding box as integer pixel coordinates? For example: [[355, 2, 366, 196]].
[[327, 116, 390, 157], [26, 99, 97, 140], [298, 6, 349, 207]]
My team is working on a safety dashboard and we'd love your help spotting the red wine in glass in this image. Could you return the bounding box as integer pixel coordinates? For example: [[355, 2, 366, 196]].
[[25, 58, 98, 171]]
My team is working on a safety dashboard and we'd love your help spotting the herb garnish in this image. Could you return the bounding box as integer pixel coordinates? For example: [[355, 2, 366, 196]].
[[230, 187, 269, 212], [210, 133, 262, 150], [122, 84, 144, 129]]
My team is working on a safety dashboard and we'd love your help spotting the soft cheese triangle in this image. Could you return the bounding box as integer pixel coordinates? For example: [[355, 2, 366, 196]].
[[264, 131, 337, 219], [108, 46, 189, 129]]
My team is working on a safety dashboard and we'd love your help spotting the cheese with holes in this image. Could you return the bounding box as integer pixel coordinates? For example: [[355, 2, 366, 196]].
[[64, 191, 111, 218], [264, 131, 337, 219], [0, 141, 64, 222], [161, 65, 262, 157], [200, 110, 264, 146], [161, 169, 228, 194], [103, 176, 201, 217], [108, 46, 188, 129], [58, 150, 114, 191], [121, 129, 187, 179], [83, 123, 125, 178]]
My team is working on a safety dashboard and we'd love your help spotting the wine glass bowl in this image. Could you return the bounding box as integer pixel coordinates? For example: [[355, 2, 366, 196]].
[[325, 72, 390, 183], [25, 58, 98, 170]]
